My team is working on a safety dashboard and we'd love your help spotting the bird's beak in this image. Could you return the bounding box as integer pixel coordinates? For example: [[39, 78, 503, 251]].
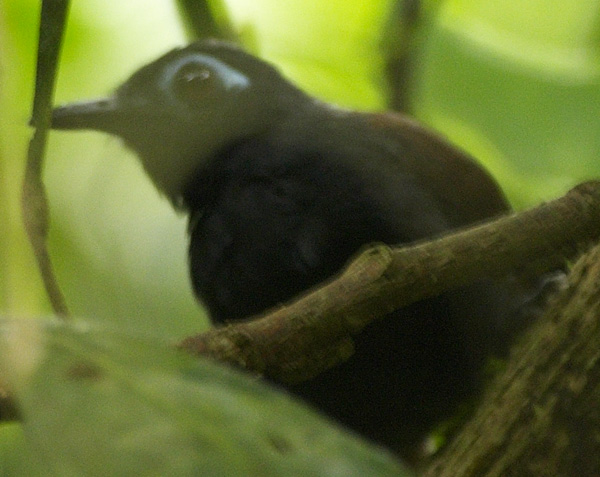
[[49, 97, 131, 136]]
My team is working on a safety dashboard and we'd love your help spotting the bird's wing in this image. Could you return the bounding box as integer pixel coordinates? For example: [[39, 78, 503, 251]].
[[368, 112, 511, 226]]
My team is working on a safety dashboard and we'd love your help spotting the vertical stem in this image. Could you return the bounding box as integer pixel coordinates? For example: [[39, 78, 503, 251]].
[[22, 0, 71, 317]]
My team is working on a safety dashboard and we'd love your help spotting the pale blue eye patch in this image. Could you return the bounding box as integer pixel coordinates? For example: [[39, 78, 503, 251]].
[[160, 53, 251, 98]]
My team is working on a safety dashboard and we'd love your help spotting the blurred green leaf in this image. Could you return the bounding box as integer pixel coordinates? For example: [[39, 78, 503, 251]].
[[443, 0, 600, 74], [0, 319, 411, 476], [410, 0, 600, 207], [0, 423, 45, 476], [0, 0, 50, 315], [225, 0, 392, 109]]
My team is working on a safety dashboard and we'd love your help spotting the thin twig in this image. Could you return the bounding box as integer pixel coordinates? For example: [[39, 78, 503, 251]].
[[176, 0, 238, 41], [22, 0, 71, 317]]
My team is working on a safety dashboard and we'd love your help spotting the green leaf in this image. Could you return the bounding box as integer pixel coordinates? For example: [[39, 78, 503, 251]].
[[0, 319, 410, 476], [0, 423, 45, 476], [225, 0, 392, 109], [441, 0, 600, 75], [410, 0, 600, 207]]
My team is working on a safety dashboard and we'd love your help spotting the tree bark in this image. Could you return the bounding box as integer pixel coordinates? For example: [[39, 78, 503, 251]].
[[423, 242, 600, 477]]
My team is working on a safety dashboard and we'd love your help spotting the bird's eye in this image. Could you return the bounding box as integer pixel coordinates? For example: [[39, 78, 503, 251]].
[[173, 64, 214, 104]]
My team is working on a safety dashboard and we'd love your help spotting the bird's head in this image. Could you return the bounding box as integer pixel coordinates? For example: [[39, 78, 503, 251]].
[[51, 40, 306, 202]]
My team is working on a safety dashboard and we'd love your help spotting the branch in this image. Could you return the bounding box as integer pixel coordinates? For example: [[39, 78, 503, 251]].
[[23, 0, 71, 317], [179, 180, 600, 384], [175, 0, 238, 41], [422, 239, 600, 476]]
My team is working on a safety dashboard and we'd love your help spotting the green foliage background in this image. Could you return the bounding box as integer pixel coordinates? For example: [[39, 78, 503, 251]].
[[0, 0, 599, 472], [2, 0, 599, 332]]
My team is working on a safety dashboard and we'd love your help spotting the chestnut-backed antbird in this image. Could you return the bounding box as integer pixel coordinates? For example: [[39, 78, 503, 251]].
[[51, 40, 553, 457]]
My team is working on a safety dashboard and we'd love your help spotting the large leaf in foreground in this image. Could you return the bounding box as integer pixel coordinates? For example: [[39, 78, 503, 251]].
[[0, 319, 410, 476]]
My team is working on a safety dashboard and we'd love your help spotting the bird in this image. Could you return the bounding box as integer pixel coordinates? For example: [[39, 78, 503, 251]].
[[50, 40, 554, 458]]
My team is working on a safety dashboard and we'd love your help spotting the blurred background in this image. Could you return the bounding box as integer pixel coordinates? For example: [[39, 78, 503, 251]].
[[1, 0, 599, 339]]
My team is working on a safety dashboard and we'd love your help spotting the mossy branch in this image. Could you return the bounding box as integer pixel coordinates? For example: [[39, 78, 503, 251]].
[[422, 240, 600, 476], [179, 180, 600, 384]]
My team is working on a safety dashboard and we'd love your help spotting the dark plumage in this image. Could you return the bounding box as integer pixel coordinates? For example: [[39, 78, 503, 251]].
[[51, 40, 551, 456]]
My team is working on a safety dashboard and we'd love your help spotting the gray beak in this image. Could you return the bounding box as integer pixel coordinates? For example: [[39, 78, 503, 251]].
[[50, 97, 130, 135]]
